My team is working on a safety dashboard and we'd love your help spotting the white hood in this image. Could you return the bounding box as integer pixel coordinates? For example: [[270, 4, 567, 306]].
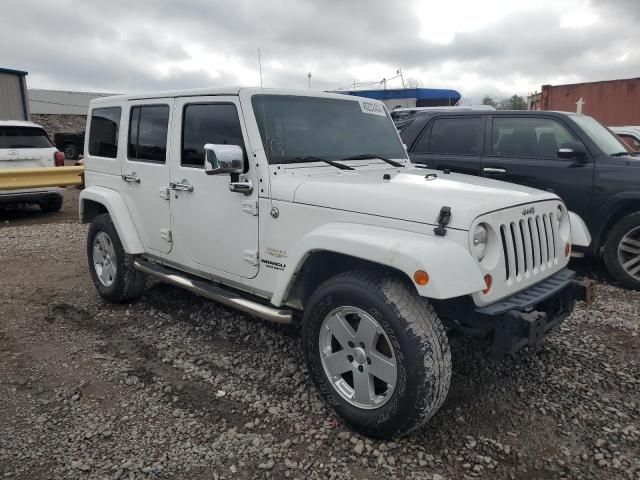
[[270, 166, 558, 230]]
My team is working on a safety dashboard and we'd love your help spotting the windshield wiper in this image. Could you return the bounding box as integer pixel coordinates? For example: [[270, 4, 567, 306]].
[[282, 156, 354, 170], [611, 151, 635, 157], [341, 153, 405, 167]]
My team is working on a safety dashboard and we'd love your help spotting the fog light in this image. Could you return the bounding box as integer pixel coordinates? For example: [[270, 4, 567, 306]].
[[482, 274, 492, 294], [414, 270, 429, 286], [564, 243, 571, 257]]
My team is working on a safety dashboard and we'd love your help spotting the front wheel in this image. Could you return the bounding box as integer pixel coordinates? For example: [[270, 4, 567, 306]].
[[604, 212, 640, 290], [87, 213, 147, 302], [302, 270, 451, 438]]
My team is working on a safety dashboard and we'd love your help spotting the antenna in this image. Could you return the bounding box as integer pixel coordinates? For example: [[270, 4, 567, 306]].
[[258, 49, 263, 88]]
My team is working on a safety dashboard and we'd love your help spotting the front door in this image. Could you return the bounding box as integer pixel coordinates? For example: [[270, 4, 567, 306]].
[[482, 115, 594, 221], [120, 100, 173, 254], [169, 97, 259, 279]]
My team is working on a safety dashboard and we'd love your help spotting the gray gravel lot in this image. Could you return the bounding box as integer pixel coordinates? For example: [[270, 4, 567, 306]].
[[0, 191, 639, 479]]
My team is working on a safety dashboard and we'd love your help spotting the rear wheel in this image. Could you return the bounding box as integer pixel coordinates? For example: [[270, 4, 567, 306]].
[[604, 212, 640, 290], [39, 194, 63, 213], [303, 269, 451, 438], [64, 143, 79, 160], [87, 213, 147, 302]]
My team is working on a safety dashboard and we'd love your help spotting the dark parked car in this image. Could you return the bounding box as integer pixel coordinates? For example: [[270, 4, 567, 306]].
[[394, 109, 640, 289], [53, 131, 84, 160]]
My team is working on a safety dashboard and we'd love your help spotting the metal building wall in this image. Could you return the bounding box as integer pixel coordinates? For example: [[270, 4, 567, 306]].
[[0, 71, 29, 120], [540, 78, 640, 126]]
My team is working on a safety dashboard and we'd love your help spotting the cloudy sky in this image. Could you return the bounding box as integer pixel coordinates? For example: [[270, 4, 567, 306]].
[[2, 0, 638, 102]]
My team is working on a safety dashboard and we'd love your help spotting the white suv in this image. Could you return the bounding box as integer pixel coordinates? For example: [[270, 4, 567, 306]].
[[80, 88, 594, 438], [0, 121, 64, 211]]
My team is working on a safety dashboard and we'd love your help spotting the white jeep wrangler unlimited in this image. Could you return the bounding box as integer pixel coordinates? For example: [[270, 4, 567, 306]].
[[80, 88, 594, 438]]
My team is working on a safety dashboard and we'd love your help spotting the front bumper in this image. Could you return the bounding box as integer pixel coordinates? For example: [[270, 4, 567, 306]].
[[475, 269, 595, 357]]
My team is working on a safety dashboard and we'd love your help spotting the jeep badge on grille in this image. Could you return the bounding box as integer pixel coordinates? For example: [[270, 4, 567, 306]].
[[522, 206, 536, 216]]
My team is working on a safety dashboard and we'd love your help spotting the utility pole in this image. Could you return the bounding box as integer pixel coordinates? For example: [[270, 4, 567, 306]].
[[258, 49, 263, 88], [397, 68, 405, 88], [307, 72, 312, 90]]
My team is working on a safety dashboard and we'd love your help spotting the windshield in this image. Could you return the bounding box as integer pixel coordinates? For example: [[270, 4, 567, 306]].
[[0, 126, 52, 149], [570, 114, 630, 155], [251, 94, 408, 164]]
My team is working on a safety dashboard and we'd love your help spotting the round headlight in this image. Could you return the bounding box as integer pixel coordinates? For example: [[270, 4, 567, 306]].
[[472, 224, 488, 260]]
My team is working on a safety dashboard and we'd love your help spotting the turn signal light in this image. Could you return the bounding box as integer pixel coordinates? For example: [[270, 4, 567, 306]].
[[482, 274, 492, 294], [414, 270, 429, 286], [564, 243, 571, 257]]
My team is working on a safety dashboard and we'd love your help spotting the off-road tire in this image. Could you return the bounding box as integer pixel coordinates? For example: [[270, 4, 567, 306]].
[[303, 269, 451, 438], [64, 143, 79, 160], [604, 211, 640, 290], [39, 194, 63, 213], [87, 213, 147, 302]]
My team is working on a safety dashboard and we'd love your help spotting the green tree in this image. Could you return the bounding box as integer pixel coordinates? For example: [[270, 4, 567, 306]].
[[498, 94, 527, 110], [482, 95, 498, 108]]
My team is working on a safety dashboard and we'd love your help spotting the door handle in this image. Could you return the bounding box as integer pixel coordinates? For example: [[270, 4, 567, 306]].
[[122, 173, 141, 183], [483, 167, 507, 174], [169, 181, 194, 192], [229, 179, 253, 195]]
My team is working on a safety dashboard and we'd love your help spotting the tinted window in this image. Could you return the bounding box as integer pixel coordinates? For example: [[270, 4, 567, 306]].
[[0, 127, 52, 149], [128, 105, 170, 162], [413, 117, 483, 155], [491, 117, 578, 158], [89, 107, 121, 158], [251, 95, 407, 164], [182, 104, 245, 168]]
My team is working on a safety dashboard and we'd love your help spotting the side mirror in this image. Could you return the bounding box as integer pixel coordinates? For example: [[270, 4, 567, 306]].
[[557, 142, 588, 162], [204, 144, 244, 175]]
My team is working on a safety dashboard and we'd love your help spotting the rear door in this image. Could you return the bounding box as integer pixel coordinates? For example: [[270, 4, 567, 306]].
[[407, 115, 485, 175], [0, 125, 56, 168], [118, 101, 173, 254], [482, 115, 594, 220]]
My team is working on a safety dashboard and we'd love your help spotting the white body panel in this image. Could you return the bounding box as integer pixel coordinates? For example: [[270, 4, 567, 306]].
[[81, 88, 586, 309]]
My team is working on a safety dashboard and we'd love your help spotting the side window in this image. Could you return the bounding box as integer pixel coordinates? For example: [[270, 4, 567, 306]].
[[89, 107, 121, 158], [618, 134, 640, 151], [181, 103, 246, 168], [128, 105, 170, 163], [413, 117, 483, 155], [491, 117, 579, 158]]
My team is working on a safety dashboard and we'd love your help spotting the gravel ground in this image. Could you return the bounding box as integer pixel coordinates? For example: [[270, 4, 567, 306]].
[[0, 191, 638, 480]]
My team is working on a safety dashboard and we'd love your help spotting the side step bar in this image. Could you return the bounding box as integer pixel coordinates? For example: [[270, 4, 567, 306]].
[[134, 259, 293, 324]]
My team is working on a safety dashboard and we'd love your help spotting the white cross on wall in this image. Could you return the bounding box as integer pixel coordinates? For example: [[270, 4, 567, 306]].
[[575, 97, 586, 114]]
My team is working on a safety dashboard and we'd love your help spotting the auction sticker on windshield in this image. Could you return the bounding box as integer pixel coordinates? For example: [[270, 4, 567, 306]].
[[359, 100, 386, 116]]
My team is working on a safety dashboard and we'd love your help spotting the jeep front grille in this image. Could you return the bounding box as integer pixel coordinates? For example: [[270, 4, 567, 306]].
[[499, 212, 559, 281]]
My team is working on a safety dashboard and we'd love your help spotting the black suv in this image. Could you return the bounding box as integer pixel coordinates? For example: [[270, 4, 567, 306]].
[[394, 109, 640, 289]]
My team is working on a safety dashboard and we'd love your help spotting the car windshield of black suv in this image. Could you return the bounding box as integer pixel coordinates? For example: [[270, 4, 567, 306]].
[[251, 94, 408, 165], [0, 127, 52, 149], [570, 114, 632, 155]]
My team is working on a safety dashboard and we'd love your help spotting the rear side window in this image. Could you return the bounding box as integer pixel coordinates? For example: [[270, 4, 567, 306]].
[[491, 117, 578, 158], [0, 127, 52, 149], [89, 107, 121, 158], [128, 105, 170, 163], [181, 103, 245, 168], [413, 117, 484, 155], [618, 134, 640, 151]]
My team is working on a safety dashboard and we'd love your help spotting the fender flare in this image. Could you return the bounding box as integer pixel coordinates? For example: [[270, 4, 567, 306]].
[[568, 211, 591, 248], [79, 186, 145, 254], [270, 222, 485, 306]]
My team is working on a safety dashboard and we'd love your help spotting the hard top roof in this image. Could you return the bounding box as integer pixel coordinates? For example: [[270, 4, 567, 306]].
[[90, 87, 376, 105]]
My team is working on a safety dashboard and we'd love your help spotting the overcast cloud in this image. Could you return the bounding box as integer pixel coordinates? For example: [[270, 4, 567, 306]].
[[2, 0, 638, 102]]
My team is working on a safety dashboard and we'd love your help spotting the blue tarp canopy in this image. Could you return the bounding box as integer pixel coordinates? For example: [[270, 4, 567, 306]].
[[339, 88, 461, 102]]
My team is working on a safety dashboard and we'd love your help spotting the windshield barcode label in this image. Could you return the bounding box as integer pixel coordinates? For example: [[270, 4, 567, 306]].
[[359, 100, 386, 116]]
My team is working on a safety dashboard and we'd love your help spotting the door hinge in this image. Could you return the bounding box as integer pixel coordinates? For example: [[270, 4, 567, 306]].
[[158, 187, 170, 200], [160, 229, 172, 243], [243, 249, 259, 266], [241, 200, 259, 216]]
